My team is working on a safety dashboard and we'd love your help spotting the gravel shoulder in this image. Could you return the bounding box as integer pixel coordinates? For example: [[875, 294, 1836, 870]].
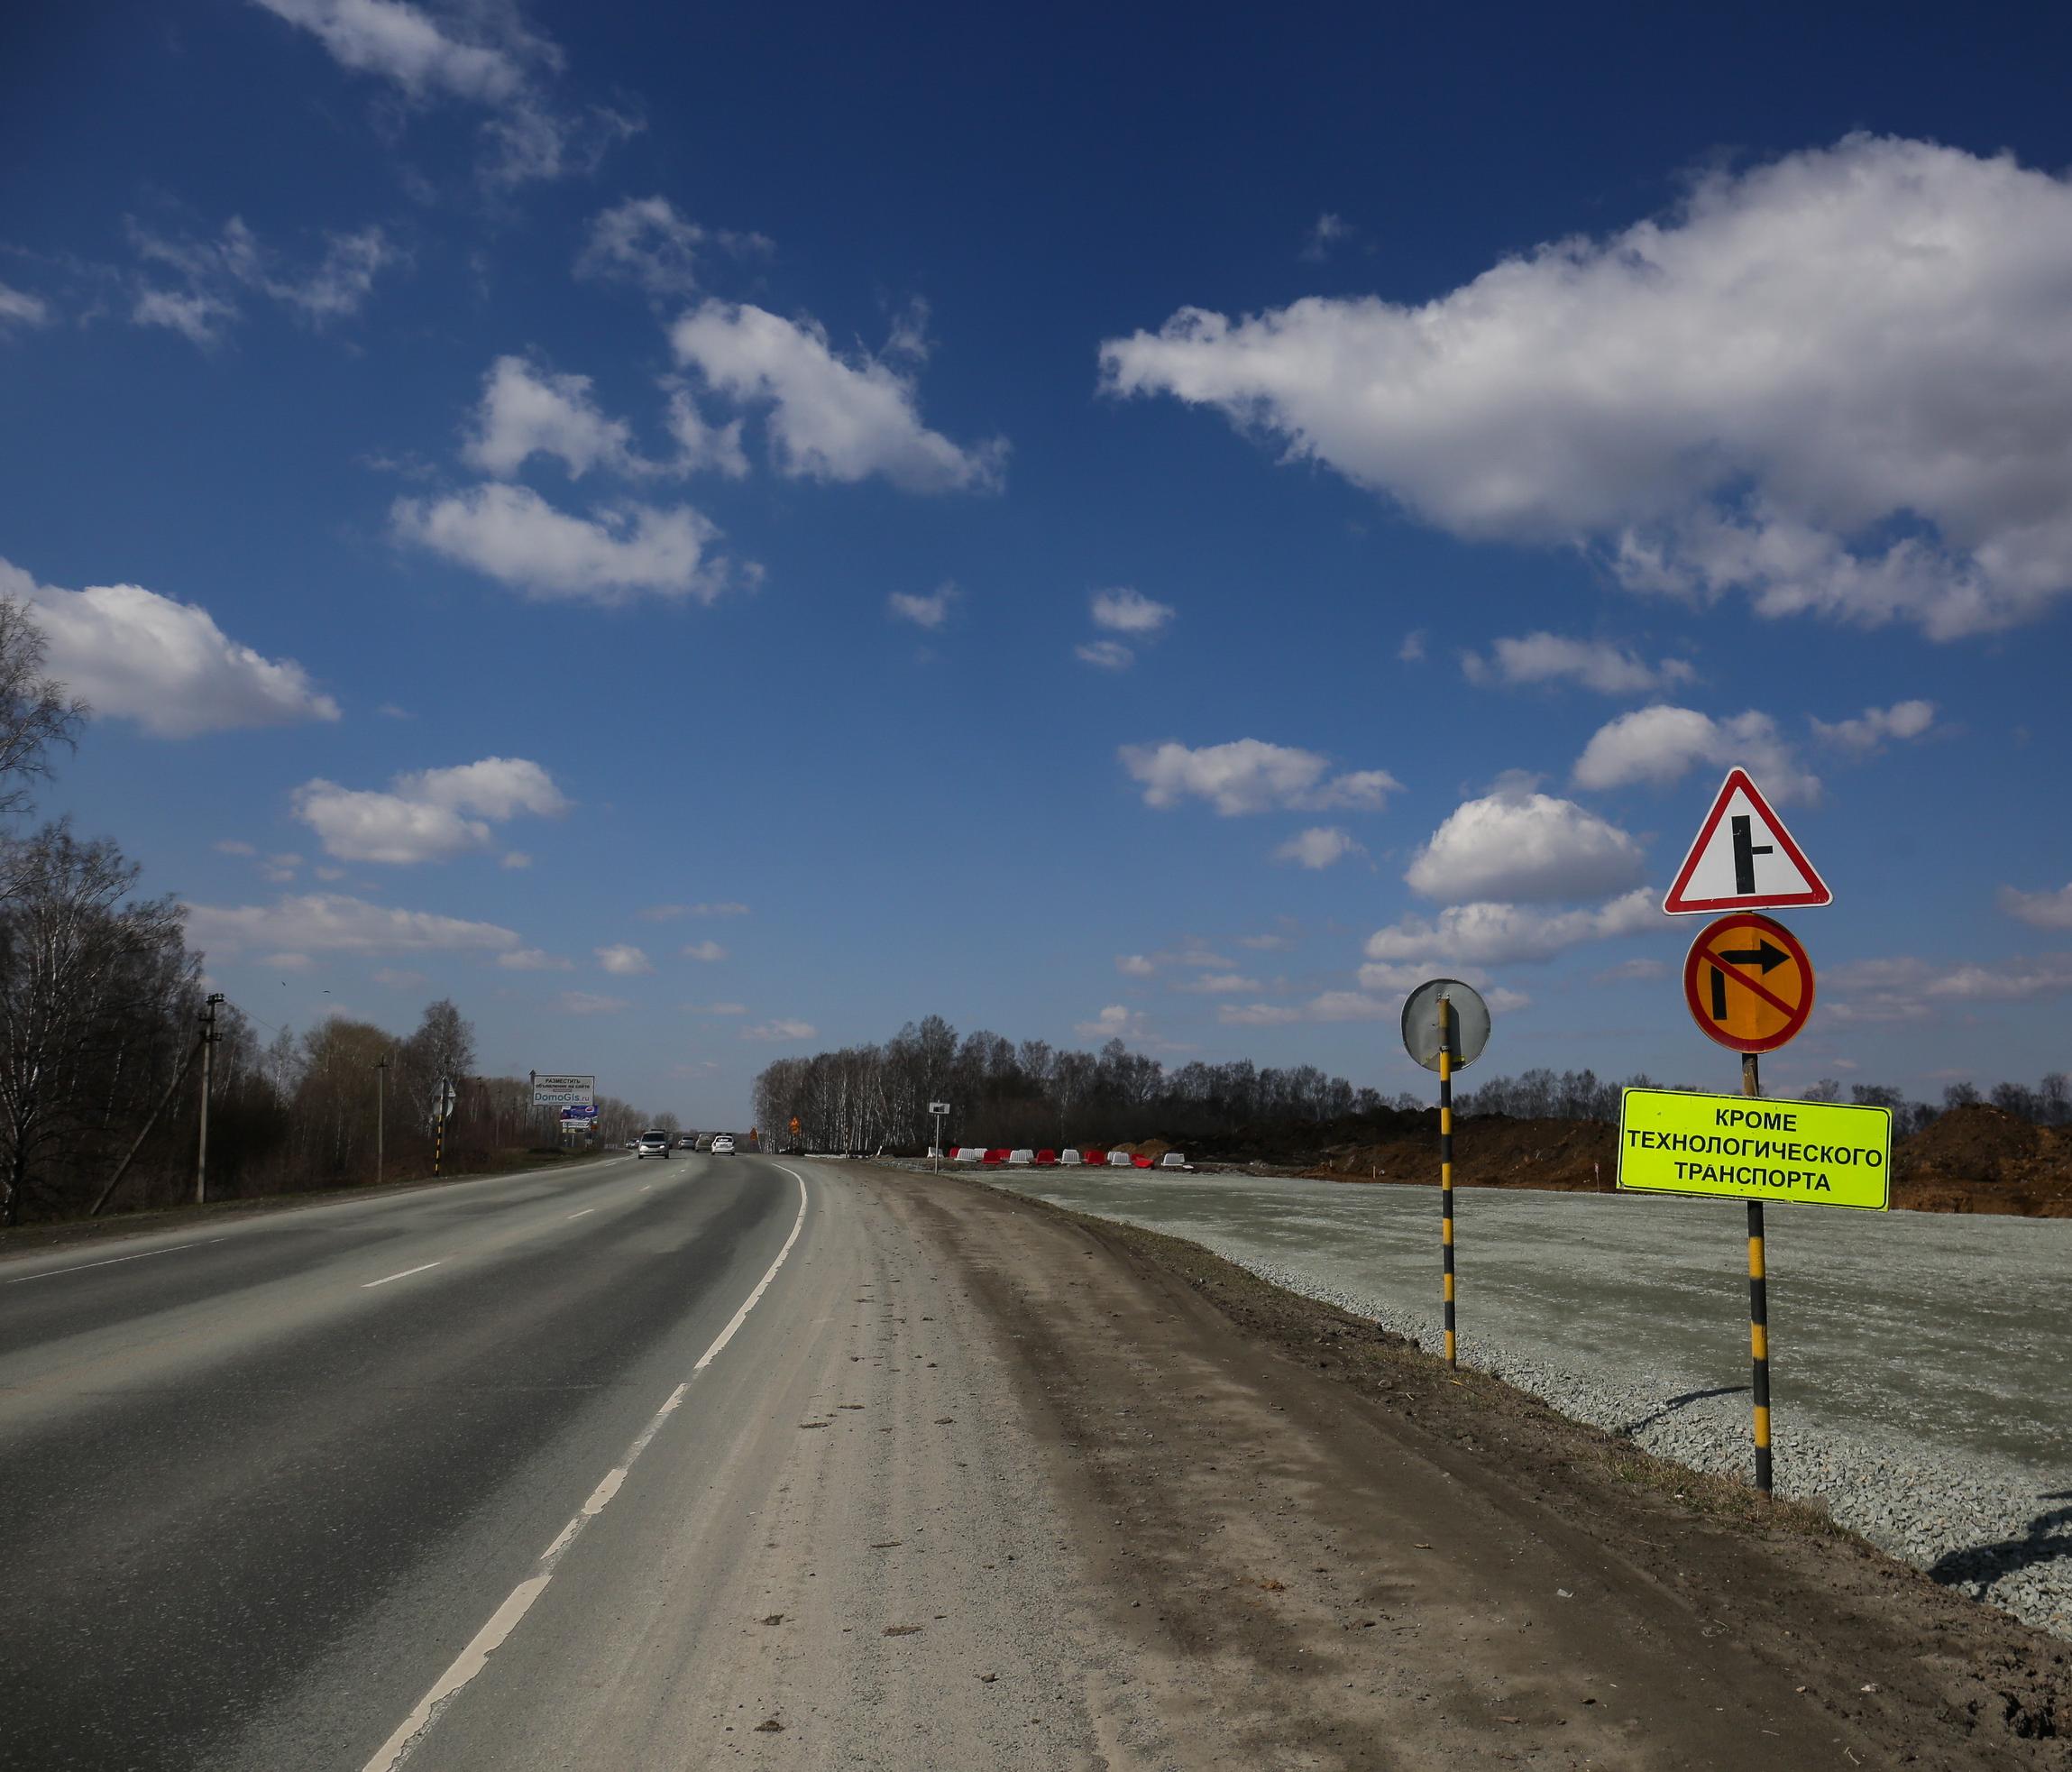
[[857, 1162, 2070, 1768]]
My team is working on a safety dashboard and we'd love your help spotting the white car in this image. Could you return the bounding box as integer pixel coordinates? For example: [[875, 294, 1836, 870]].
[[711, 1134, 736, 1154], [634, 1130, 672, 1160]]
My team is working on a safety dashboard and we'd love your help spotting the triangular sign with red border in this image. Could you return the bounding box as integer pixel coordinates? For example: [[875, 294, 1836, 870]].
[[1662, 768, 1831, 915]]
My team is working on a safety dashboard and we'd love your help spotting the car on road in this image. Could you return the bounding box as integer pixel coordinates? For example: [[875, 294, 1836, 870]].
[[634, 1130, 672, 1160], [711, 1134, 735, 1154]]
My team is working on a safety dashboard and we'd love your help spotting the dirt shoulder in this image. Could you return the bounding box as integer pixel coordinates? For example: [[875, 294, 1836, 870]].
[[857, 1162, 2069, 1769]]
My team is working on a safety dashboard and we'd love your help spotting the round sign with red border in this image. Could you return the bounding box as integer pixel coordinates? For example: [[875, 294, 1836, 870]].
[[1682, 912, 1815, 1053]]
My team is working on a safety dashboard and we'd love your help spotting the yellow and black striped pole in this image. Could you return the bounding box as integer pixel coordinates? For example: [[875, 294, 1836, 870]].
[[1743, 1051, 1772, 1493], [1439, 996, 1457, 1368]]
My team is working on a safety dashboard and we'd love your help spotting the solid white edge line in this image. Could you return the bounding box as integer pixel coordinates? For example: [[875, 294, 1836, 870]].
[[565, 1208, 595, 1220], [5, 1239, 206, 1285], [362, 1262, 444, 1290], [361, 1163, 811, 1772]]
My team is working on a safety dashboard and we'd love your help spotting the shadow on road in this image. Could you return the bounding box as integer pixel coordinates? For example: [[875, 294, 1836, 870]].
[[1929, 1491, 2072, 1599]]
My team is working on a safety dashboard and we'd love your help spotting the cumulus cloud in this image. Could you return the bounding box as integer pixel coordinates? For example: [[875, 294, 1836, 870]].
[[1218, 1002, 1304, 1027], [1398, 630, 1426, 664], [3, 557, 339, 737], [1810, 699, 1937, 755], [1076, 639, 1134, 671], [392, 482, 738, 602], [0, 282, 51, 328], [1100, 135, 2072, 638], [1074, 1004, 1149, 1042], [1572, 705, 1819, 803], [292, 755, 568, 863], [1826, 952, 2072, 1023], [888, 583, 956, 629], [1364, 888, 1657, 969], [1999, 883, 2072, 931], [1405, 785, 1644, 903], [185, 892, 519, 958], [595, 942, 652, 976], [1223, 985, 1531, 1027], [681, 940, 728, 961], [1121, 739, 1399, 816], [573, 195, 773, 298], [742, 1018, 816, 1042], [1091, 589, 1174, 635], [670, 301, 1005, 493], [1114, 953, 1156, 978], [463, 355, 644, 479], [1275, 826, 1362, 869], [251, 0, 632, 187], [1174, 972, 1261, 996], [129, 216, 397, 344], [1462, 633, 1696, 696]]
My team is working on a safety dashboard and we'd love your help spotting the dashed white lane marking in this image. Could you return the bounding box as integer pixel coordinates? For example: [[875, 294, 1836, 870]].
[[637, 1184, 651, 1193], [565, 1208, 595, 1220], [5, 1240, 206, 1284], [361, 1165, 811, 1772], [362, 1262, 443, 1290]]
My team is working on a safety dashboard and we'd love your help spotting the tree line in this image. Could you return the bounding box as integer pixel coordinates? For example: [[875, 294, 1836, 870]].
[[0, 592, 666, 1226]]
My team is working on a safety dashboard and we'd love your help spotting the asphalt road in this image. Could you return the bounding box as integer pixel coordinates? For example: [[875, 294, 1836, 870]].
[[0, 1152, 811, 1770]]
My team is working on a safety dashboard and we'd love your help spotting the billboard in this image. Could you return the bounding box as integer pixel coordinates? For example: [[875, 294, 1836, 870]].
[[532, 1073, 595, 1108]]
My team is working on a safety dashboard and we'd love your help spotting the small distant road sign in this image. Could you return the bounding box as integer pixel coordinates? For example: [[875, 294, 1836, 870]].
[[1618, 1088, 1890, 1210], [928, 1101, 950, 1116], [559, 1104, 598, 1121], [1400, 978, 1491, 1071], [1663, 769, 1830, 915], [1683, 913, 1814, 1053]]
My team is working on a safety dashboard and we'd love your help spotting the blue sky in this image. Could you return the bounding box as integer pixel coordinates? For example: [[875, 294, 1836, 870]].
[[4, 1, 2070, 1124]]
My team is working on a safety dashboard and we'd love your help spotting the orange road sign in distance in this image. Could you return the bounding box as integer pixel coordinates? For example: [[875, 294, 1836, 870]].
[[1682, 913, 1814, 1053]]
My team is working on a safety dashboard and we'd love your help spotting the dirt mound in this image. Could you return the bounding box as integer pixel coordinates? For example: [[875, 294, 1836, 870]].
[[1892, 1104, 2072, 1216], [1300, 1114, 1618, 1194]]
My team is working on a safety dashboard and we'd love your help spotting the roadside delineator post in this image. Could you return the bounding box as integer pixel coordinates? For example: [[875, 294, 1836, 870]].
[[1400, 979, 1491, 1371]]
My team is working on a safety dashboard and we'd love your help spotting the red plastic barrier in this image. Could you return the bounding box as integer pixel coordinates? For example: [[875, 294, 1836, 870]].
[[1081, 1148, 1108, 1167], [1132, 1154, 1154, 1168], [983, 1148, 1009, 1166], [1035, 1149, 1058, 1165]]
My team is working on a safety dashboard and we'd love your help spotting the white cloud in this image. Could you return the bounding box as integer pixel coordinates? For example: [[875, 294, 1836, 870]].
[[463, 355, 644, 480], [1074, 1004, 1148, 1042], [1274, 826, 1361, 869], [1076, 639, 1134, 671], [1175, 972, 1261, 996], [1462, 633, 1695, 696], [575, 195, 701, 296], [1398, 629, 1426, 664], [130, 216, 397, 344], [393, 482, 737, 603], [1114, 953, 1156, 978], [1219, 1002, 1303, 1027], [1090, 589, 1174, 635], [681, 940, 728, 961], [1405, 786, 1644, 903], [670, 301, 1005, 493], [888, 583, 956, 629], [501, 851, 530, 869], [1364, 889, 1658, 969], [1572, 704, 1820, 803], [1810, 699, 1937, 755], [497, 947, 572, 970], [1999, 883, 2072, 931], [1099, 135, 2072, 638], [261, 852, 302, 883], [0, 282, 51, 327], [1300, 213, 1351, 262], [185, 892, 519, 958], [1594, 956, 1669, 984], [5, 558, 339, 737], [292, 755, 568, 863], [1826, 952, 2072, 1022], [1121, 739, 1399, 816], [595, 942, 652, 977], [559, 990, 629, 1015], [742, 1018, 816, 1042]]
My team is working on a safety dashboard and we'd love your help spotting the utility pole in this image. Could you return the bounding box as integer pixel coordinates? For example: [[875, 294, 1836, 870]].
[[374, 1053, 390, 1187], [196, 993, 224, 1206]]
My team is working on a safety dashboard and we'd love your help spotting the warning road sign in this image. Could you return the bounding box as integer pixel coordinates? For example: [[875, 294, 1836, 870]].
[[1662, 768, 1830, 915], [1682, 912, 1814, 1053], [1617, 1088, 1890, 1209]]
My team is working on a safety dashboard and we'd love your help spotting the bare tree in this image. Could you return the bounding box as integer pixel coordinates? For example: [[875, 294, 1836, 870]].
[[0, 596, 87, 823]]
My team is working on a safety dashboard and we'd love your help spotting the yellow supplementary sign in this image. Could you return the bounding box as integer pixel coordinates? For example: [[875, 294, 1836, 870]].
[[1617, 1088, 1892, 1210]]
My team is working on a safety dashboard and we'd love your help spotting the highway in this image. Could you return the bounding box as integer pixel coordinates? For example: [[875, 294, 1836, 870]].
[[5, 1156, 2064, 1770]]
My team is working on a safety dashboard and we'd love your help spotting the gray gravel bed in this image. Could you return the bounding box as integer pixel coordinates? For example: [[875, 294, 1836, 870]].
[[913, 1163, 2072, 1644]]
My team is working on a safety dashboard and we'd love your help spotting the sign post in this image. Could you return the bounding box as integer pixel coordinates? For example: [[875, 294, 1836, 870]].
[[1659, 769, 1835, 1495], [1400, 979, 1491, 1370], [928, 1101, 950, 1171]]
